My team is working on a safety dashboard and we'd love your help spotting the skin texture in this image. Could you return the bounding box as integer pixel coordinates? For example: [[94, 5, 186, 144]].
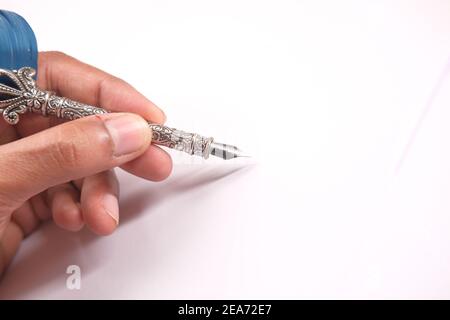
[[0, 51, 173, 277]]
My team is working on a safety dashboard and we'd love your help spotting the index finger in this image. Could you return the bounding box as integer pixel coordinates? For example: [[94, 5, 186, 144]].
[[36, 51, 166, 124]]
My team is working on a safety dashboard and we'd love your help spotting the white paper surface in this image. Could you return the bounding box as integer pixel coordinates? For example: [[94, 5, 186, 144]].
[[1, 0, 450, 299]]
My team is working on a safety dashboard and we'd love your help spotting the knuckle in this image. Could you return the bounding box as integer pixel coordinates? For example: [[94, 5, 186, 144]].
[[48, 125, 85, 170], [46, 118, 114, 171], [51, 139, 82, 170], [44, 50, 69, 60]]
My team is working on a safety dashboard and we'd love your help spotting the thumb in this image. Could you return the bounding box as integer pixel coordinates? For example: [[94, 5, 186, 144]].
[[0, 112, 151, 209]]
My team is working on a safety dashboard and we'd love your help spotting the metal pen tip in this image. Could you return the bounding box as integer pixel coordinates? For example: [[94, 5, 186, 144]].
[[209, 142, 250, 160]]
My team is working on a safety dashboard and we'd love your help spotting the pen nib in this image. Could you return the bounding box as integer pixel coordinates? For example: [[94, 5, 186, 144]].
[[209, 142, 250, 160]]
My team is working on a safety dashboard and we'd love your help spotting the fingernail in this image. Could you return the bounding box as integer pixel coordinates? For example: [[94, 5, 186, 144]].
[[104, 114, 148, 156], [103, 193, 119, 225]]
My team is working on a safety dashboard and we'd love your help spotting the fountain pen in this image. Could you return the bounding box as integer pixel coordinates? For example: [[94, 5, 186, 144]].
[[0, 67, 248, 160]]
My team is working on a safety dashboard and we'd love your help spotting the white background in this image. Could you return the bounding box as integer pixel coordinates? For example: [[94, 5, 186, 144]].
[[1, 0, 450, 299]]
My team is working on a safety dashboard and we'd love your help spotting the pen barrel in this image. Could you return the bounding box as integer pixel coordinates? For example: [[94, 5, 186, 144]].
[[31, 93, 108, 120], [0, 67, 214, 159]]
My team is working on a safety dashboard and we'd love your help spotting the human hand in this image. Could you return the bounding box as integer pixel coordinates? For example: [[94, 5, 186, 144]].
[[0, 51, 172, 276]]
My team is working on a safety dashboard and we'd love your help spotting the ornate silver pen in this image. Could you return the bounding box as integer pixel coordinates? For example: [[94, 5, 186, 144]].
[[0, 67, 247, 160]]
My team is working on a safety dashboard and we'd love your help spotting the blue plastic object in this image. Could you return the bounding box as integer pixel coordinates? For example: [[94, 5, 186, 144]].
[[0, 10, 38, 75]]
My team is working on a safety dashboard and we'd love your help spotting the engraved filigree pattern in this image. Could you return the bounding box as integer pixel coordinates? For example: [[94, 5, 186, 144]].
[[0, 67, 107, 124], [149, 124, 213, 159], [45, 96, 107, 120]]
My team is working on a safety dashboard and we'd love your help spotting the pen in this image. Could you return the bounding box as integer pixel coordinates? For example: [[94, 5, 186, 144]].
[[0, 67, 248, 160]]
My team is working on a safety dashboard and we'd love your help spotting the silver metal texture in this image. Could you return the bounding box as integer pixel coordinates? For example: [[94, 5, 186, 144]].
[[0, 67, 244, 160]]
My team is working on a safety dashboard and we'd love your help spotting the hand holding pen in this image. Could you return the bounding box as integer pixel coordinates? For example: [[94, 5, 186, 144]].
[[0, 52, 240, 276]]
